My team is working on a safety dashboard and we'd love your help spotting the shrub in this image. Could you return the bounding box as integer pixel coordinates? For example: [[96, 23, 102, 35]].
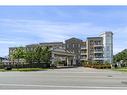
[[0, 64, 4, 69], [82, 61, 111, 69]]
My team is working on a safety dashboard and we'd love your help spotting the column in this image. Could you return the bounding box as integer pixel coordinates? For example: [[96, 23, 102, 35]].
[[51, 53, 55, 65], [73, 56, 76, 65], [67, 57, 69, 66]]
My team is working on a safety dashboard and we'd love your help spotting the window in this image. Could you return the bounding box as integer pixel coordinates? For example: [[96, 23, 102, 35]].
[[67, 44, 69, 48], [106, 46, 110, 51], [73, 44, 75, 48], [78, 44, 80, 48]]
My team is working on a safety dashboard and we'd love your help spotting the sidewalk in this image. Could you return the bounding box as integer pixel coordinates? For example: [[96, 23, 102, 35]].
[[56, 66, 76, 69]]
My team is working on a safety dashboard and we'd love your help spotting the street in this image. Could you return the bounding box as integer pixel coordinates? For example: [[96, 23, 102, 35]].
[[0, 67, 127, 89]]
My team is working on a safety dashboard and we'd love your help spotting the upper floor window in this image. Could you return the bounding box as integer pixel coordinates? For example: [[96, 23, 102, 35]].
[[73, 44, 75, 48], [67, 44, 69, 48], [78, 44, 80, 48]]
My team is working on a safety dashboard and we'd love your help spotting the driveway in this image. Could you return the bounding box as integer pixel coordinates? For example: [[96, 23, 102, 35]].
[[0, 67, 127, 89]]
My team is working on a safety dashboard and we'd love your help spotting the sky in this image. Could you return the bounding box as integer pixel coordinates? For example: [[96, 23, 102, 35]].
[[0, 6, 127, 57]]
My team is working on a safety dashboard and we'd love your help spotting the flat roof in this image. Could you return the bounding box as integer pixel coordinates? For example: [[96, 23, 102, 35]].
[[40, 42, 63, 45], [99, 31, 113, 36], [87, 37, 103, 39]]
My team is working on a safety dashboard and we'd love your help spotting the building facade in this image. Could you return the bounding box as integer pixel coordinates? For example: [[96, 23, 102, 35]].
[[9, 31, 113, 65], [40, 42, 64, 49], [80, 31, 113, 64], [87, 37, 104, 63], [80, 41, 87, 62], [99, 32, 113, 63], [65, 38, 83, 65], [9, 42, 76, 66], [40, 42, 76, 66]]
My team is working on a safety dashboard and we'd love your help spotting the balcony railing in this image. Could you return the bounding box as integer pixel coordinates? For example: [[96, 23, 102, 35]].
[[81, 46, 87, 49], [80, 57, 87, 60], [93, 58, 104, 60], [81, 52, 87, 55], [94, 50, 103, 53], [93, 44, 103, 47]]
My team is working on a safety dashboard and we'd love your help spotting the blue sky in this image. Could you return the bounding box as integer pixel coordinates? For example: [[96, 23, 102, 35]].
[[0, 6, 127, 57]]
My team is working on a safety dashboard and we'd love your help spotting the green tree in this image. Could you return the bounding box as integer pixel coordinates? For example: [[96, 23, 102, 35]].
[[40, 47, 51, 64], [34, 46, 42, 64], [25, 50, 35, 64], [25, 46, 51, 65], [11, 47, 25, 64], [113, 49, 127, 63]]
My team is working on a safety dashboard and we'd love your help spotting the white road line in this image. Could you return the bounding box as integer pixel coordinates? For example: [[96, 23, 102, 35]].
[[0, 84, 127, 89]]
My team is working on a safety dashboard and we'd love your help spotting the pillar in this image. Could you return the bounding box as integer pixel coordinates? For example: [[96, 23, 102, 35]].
[[67, 57, 69, 66], [51, 53, 55, 65], [67, 57, 72, 66], [73, 56, 76, 65]]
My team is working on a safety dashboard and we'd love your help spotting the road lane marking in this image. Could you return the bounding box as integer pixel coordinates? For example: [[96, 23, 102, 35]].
[[0, 83, 127, 89]]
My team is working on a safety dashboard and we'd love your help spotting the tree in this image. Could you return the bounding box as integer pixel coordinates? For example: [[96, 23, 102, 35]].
[[11, 47, 25, 64], [25, 46, 51, 65], [10, 46, 51, 68], [34, 46, 43, 64], [40, 47, 51, 64], [113, 49, 127, 64], [25, 50, 36, 64]]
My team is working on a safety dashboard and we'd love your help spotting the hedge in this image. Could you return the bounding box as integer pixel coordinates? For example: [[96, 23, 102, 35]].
[[82, 63, 111, 69], [0, 63, 50, 69]]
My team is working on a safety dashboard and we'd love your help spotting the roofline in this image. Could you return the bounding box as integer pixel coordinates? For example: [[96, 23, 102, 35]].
[[65, 37, 82, 41], [40, 42, 63, 44], [87, 37, 103, 39], [99, 31, 113, 36]]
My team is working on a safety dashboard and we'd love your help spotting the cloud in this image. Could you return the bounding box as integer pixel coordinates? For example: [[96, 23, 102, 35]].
[[0, 41, 16, 44], [0, 18, 126, 56]]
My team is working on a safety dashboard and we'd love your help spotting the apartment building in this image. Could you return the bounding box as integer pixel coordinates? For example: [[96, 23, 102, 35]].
[[88, 37, 103, 63], [9, 42, 76, 66], [80, 32, 113, 64], [9, 31, 113, 65]]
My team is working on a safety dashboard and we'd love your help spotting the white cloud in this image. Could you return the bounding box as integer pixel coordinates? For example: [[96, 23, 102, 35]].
[[0, 18, 126, 56], [0, 41, 16, 44]]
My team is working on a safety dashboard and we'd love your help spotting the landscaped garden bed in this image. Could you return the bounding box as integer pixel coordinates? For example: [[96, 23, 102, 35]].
[[82, 63, 111, 69]]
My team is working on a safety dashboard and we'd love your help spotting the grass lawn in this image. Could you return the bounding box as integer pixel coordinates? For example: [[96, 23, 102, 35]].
[[112, 67, 127, 72], [0, 68, 48, 72]]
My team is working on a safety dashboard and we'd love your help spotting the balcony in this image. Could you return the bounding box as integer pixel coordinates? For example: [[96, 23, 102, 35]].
[[94, 50, 103, 53], [93, 58, 104, 60], [80, 52, 87, 55], [80, 59, 87, 61], [93, 44, 103, 47], [80, 57, 87, 61], [81, 46, 87, 49]]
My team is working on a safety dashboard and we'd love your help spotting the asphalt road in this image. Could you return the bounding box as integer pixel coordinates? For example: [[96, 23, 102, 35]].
[[0, 67, 127, 89]]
